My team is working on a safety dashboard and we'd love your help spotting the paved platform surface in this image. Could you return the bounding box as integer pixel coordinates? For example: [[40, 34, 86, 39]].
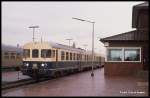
[[2, 68, 148, 96], [2, 71, 31, 83]]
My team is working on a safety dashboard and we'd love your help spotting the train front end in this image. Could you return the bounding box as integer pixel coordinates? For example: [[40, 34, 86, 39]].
[[21, 42, 54, 79]]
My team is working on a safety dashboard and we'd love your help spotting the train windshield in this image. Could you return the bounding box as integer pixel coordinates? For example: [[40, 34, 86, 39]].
[[23, 49, 30, 58], [41, 49, 51, 58], [32, 49, 39, 58]]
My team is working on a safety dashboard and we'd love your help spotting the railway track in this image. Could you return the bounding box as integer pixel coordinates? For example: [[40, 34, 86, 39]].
[[2, 78, 51, 90], [2, 78, 36, 90]]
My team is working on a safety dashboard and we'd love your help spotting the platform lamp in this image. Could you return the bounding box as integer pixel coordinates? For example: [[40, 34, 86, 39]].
[[72, 17, 95, 77]]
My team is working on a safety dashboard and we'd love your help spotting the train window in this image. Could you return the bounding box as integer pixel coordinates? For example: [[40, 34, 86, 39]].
[[66, 52, 69, 60], [90, 56, 92, 61], [41, 49, 51, 58], [10, 52, 16, 59], [4, 56, 9, 59], [4, 52, 9, 59], [80, 54, 82, 60], [79, 54, 81, 60], [76, 54, 78, 60], [10, 55, 15, 59], [52, 50, 55, 58], [4, 52, 9, 55], [74, 53, 76, 60], [23, 49, 30, 58], [99, 57, 101, 62], [46, 50, 51, 58], [73, 53, 75, 60], [70, 53, 72, 60], [77, 54, 79, 60], [32, 49, 39, 58], [61, 51, 65, 60], [87, 55, 88, 61], [11, 53, 15, 55]]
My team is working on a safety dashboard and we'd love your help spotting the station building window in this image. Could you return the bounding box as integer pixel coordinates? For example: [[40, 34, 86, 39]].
[[32, 49, 39, 58], [107, 49, 122, 61], [124, 49, 140, 61], [23, 49, 30, 58], [41, 49, 51, 58], [107, 47, 141, 62]]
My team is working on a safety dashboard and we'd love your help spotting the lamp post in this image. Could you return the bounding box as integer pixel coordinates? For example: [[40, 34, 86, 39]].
[[29, 26, 39, 42], [66, 38, 73, 47], [72, 17, 95, 77]]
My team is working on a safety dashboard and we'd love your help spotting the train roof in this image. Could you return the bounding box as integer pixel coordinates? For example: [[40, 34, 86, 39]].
[[23, 41, 85, 53], [23, 41, 101, 56], [50, 42, 85, 52]]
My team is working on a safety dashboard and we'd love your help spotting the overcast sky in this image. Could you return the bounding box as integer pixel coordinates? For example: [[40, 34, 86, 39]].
[[2, 1, 144, 56]]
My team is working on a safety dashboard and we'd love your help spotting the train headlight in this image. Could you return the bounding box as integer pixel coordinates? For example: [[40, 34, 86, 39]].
[[41, 63, 45, 67], [24, 63, 29, 67]]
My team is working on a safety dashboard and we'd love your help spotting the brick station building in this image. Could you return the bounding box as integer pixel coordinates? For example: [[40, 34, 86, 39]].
[[100, 2, 149, 76]]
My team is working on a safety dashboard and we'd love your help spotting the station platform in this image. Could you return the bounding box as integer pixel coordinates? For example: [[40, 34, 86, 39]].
[[2, 68, 148, 96], [2, 71, 31, 84]]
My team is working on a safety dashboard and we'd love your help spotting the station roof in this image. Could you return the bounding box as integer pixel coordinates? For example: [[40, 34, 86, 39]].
[[132, 2, 149, 28], [100, 30, 148, 42]]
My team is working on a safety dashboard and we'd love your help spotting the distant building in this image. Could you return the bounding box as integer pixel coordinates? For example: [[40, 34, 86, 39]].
[[100, 2, 148, 76], [2, 44, 23, 68]]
